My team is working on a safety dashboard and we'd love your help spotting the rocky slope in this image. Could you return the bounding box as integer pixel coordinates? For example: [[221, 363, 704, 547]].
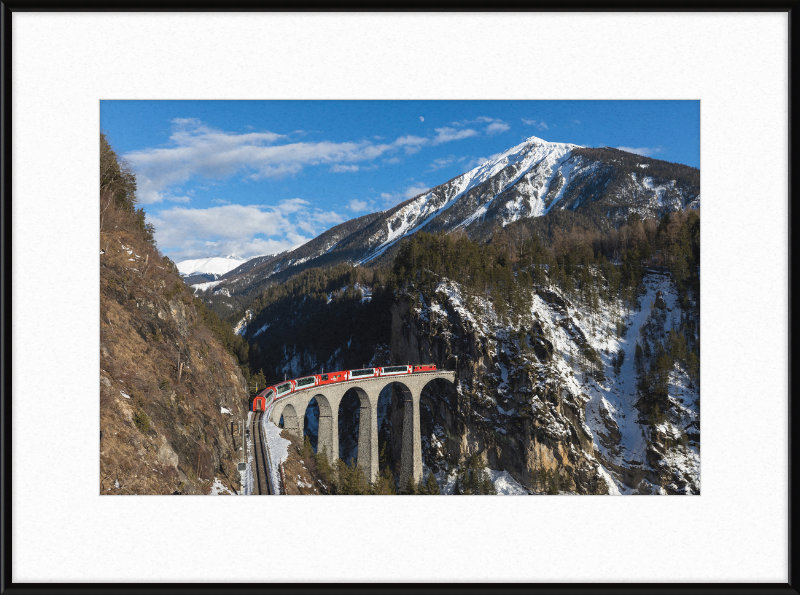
[[256, 266, 699, 495], [386, 274, 699, 495], [100, 224, 250, 495]]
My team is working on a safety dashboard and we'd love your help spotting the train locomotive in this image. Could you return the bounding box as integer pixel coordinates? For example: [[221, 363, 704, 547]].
[[251, 364, 438, 412]]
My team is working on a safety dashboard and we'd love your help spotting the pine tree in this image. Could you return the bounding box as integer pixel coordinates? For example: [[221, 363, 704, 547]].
[[314, 447, 335, 491], [347, 460, 369, 495], [480, 473, 497, 495], [547, 469, 561, 495], [634, 342, 644, 373], [401, 476, 418, 495], [423, 471, 441, 495], [372, 466, 396, 495]]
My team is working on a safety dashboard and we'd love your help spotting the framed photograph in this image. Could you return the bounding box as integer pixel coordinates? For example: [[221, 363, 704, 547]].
[[2, 4, 792, 590]]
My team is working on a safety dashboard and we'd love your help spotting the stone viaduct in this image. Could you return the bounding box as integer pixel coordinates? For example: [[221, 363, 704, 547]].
[[267, 371, 456, 487]]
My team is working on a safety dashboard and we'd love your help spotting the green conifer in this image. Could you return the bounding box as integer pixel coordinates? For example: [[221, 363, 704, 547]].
[[423, 471, 441, 495]]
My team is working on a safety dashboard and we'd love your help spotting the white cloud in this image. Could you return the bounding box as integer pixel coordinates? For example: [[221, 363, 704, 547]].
[[277, 198, 310, 213], [347, 199, 372, 212], [428, 156, 455, 170], [432, 127, 478, 144], [616, 146, 663, 157], [450, 116, 509, 135], [403, 183, 430, 199], [378, 183, 431, 208], [330, 164, 359, 173], [150, 201, 343, 261], [211, 198, 231, 205], [452, 116, 499, 126], [522, 118, 550, 131], [464, 152, 502, 170], [419, 116, 424, 122], [125, 118, 482, 208], [485, 121, 510, 135]]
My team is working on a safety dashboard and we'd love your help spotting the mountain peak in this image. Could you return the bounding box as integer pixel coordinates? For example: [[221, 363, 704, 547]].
[[524, 135, 550, 145]]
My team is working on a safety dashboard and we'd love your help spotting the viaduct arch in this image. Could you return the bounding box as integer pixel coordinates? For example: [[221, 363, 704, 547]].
[[269, 371, 456, 486]]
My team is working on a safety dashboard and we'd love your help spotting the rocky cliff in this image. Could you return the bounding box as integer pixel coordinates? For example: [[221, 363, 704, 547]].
[[100, 224, 250, 495], [385, 273, 699, 495]]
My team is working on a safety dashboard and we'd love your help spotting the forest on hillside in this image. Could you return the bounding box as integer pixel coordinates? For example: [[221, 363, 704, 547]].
[[236, 208, 699, 401]]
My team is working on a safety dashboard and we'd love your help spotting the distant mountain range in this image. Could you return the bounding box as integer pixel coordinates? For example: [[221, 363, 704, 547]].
[[192, 136, 699, 313], [177, 255, 248, 283]]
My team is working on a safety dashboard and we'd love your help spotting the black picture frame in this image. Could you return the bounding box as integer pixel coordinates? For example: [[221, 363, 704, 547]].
[[0, 2, 795, 593]]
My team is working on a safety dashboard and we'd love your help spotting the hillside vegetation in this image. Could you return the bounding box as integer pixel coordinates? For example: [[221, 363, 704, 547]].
[[100, 134, 250, 495], [235, 206, 700, 494]]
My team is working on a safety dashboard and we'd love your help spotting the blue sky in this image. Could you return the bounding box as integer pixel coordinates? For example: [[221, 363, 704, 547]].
[[100, 100, 699, 262]]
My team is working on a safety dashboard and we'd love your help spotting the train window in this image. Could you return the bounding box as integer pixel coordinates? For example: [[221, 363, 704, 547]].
[[351, 368, 374, 377], [265, 389, 274, 399], [276, 382, 291, 395], [321, 375, 329, 381], [296, 377, 315, 388], [382, 366, 408, 374]]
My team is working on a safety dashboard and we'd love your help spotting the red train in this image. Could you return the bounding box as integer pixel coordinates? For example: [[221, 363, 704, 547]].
[[252, 364, 438, 411]]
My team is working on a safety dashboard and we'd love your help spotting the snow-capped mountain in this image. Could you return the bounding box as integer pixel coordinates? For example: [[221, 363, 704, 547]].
[[201, 136, 699, 309], [177, 254, 247, 280]]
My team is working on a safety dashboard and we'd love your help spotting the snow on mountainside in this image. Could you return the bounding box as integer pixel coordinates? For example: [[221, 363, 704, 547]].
[[198, 136, 699, 319], [177, 255, 247, 278], [356, 136, 580, 264]]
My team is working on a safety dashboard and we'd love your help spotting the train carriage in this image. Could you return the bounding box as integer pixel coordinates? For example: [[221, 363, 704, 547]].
[[379, 365, 412, 376], [252, 387, 273, 412], [293, 375, 318, 391], [347, 367, 379, 380], [317, 370, 348, 386]]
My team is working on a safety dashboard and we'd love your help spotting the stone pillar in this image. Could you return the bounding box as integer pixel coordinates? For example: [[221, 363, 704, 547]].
[[357, 395, 379, 483], [399, 390, 423, 488], [282, 404, 301, 438], [294, 402, 308, 441], [318, 405, 338, 463]]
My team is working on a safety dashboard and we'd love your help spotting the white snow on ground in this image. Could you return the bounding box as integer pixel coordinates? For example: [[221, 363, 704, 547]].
[[355, 282, 373, 303], [233, 310, 252, 336], [262, 408, 291, 493], [488, 469, 529, 494], [209, 477, 233, 495], [120, 391, 131, 399], [192, 280, 222, 293], [252, 323, 270, 337], [596, 466, 622, 495], [220, 407, 232, 415], [435, 467, 528, 495], [582, 276, 673, 468], [357, 136, 583, 265], [640, 176, 674, 207], [422, 269, 697, 495], [177, 255, 246, 277]]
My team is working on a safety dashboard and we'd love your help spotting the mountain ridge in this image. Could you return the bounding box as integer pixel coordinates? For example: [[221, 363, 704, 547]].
[[196, 137, 699, 318]]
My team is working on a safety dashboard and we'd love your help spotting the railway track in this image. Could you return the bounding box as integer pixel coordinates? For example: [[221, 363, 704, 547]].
[[250, 411, 271, 495]]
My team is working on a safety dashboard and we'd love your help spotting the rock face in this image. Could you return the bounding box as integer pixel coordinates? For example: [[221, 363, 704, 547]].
[[100, 227, 250, 495], [385, 282, 609, 494], [654, 290, 668, 310], [245, 268, 699, 495], [380, 273, 700, 495]]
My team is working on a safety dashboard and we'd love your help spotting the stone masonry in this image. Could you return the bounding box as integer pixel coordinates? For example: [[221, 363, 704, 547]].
[[268, 371, 456, 486]]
